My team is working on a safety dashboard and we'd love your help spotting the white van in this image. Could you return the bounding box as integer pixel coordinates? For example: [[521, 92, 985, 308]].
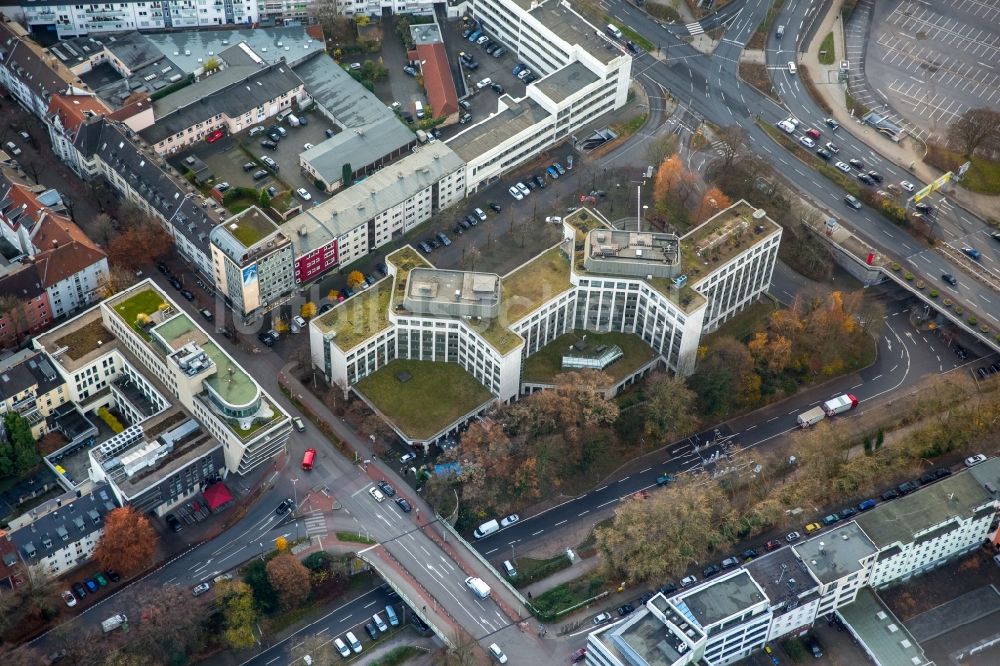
[[414, 101, 425, 120], [606, 24, 624, 40], [465, 576, 492, 599], [474, 519, 499, 539], [384, 604, 399, 626], [503, 560, 517, 577], [373, 612, 388, 632], [345, 631, 362, 653], [787, 61, 797, 75]]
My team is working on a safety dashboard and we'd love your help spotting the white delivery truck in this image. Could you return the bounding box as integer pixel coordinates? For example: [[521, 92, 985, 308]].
[[102, 613, 128, 633], [822, 394, 859, 416], [474, 519, 499, 539], [465, 576, 491, 599], [796, 406, 826, 428]]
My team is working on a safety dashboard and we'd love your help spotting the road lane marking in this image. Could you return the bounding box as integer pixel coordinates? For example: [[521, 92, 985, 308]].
[[532, 530, 545, 536]]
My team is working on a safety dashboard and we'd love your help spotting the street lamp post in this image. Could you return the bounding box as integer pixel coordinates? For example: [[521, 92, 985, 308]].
[[291, 477, 299, 541]]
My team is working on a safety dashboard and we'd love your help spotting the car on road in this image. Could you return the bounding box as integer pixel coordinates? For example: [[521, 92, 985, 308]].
[[206, 129, 224, 143], [400, 452, 417, 464], [900, 180, 916, 192], [834, 161, 851, 173], [488, 643, 508, 664], [825, 118, 840, 130], [377, 481, 396, 497], [991, 231, 1000, 242], [844, 194, 862, 210], [476, 77, 493, 89], [785, 531, 801, 542], [965, 454, 987, 467], [679, 574, 698, 587], [368, 487, 386, 502], [500, 514, 520, 527], [617, 604, 635, 616], [192, 582, 211, 597], [942, 273, 957, 286], [508, 185, 523, 200], [777, 120, 796, 133], [914, 201, 932, 213], [62, 590, 77, 607], [656, 474, 673, 486], [295, 188, 312, 201], [395, 497, 412, 512], [805, 522, 822, 534], [858, 173, 875, 186], [593, 612, 613, 625], [825, 142, 840, 153], [165, 513, 183, 532], [962, 247, 982, 260], [213, 573, 233, 583], [199, 308, 213, 321], [867, 170, 883, 183], [275, 498, 295, 514], [849, 158, 864, 170], [816, 148, 832, 161], [516, 182, 530, 196], [805, 128, 821, 139]]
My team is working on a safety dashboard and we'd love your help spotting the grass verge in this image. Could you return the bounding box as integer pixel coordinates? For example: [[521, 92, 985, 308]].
[[819, 32, 835, 65], [510, 554, 572, 589], [924, 144, 1000, 195], [845, 90, 870, 118], [739, 61, 779, 102], [336, 531, 376, 544], [611, 20, 655, 51], [369, 646, 423, 665], [704, 300, 778, 345], [532, 573, 607, 622], [747, 0, 786, 50], [797, 65, 833, 114], [613, 112, 648, 138]]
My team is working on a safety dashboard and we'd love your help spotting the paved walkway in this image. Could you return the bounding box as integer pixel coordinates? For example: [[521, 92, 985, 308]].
[[798, 1, 999, 221], [522, 555, 603, 599]]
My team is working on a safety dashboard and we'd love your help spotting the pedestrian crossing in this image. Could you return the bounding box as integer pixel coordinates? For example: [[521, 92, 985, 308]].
[[710, 140, 727, 156], [687, 22, 705, 36], [303, 510, 327, 538]]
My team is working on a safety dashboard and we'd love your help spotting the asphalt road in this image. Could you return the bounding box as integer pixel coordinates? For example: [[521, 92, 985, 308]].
[[605, 0, 1000, 334]]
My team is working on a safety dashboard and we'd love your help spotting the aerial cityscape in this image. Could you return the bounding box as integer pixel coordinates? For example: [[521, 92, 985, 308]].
[[0, 0, 998, 663]]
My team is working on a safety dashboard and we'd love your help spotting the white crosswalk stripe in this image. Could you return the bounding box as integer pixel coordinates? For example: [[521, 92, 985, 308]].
[[687, 22, 705, 36], [304, 511, 327, 537], [710, 140, 727, 155]]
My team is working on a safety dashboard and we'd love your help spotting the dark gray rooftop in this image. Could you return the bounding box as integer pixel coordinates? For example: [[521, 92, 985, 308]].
[[839, 588, 930, 666], [301, 115, 415, 184], [675, 570, 766, 628], [0, 349, 64, 402], [145, 26, 320, 74], [292, 51, 400, 130], [533, 61, 599, 104], [744, 546, 819, 606], [795, 522, 878, 585], [7, 484, 118, 566], [447, 97, 551, 161], [143, 60, 303, 144]]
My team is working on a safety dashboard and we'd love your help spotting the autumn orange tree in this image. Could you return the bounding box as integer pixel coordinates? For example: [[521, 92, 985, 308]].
[[106, 223, 173, 270], [94, 506, 158, 576], [694, 187, 732, 224], [347, 270, 365, 290], [266, 553, 312, 609], [653, 155, 694, 207]]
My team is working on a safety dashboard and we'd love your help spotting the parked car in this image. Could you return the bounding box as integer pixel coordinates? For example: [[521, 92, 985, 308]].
[[720, 557, 739, 569], [296, 187, 312, 201], [192, 582, 211, 597], [84, 578, 99, 593], [252, 169, 269, 180], [508, 185, 523, 200], [516, 182, 530, 196], [489, 202, 502, 213], [679, 575, 698, 587], [593, 612, 613, 624], [402, 65, 418, 76], [703, 564, 721, 578], [491, 83, 505, 94], [476, 77, 493, 89], [260, 140, 277, 150], [368, 487, 386, 502], [739, 548, 758, 560], [165, 514, 183, 532], [377, 481, 396, 497], [881, 488, 900, 501], [62, 590, 77, 607], [94, 573, 109, 587], [617, 604, 635, 616], [242, 161, 257, 172], [205, 129, 224, 143], [395, 497, 412, 512], [400, 452, 417, 464], [821, 513, 840, 526], [292, 416, 306, 432], [765, 539, 783, 551], [105, 569, 121, 583], [72, 582, 87, 599], [785, 531, 801, 542], [500, 514, 520, 527], [965, 454, 987, 467], [805, 522, 823, 534]]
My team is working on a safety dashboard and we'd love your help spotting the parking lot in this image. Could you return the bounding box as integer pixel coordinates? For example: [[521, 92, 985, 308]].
[[171, 110, 337, 205], [868, 0, 1000, 144]]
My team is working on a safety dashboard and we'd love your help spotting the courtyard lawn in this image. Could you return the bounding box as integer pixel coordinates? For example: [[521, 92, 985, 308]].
[[520, 331, 655, 384]]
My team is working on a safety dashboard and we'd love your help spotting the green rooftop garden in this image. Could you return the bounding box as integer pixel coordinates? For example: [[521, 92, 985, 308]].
[[521, 331, 656, 384], [315, 286, 392, 351], [679, 201, 778, 284], [501, 245, 573, 324], [201, 340, 259, 407], [224, 398, 283, 441], [224, 208, 277, 248], [478, 317, 523, 356], [565, 209, 607, 242], [52, 317, 115, 361], [112, 288, 167, 341], [388, 246, 431, 311], [355, 360, 494, 440]]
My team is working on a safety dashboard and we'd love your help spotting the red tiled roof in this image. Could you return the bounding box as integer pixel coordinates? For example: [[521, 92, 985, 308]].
[[48, 94, 111, 133], [415, 43, 459, 118], [30, 214, 106, 288]]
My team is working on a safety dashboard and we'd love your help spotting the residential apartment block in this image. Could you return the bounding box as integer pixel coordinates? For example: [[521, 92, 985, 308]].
[[4, 484, 118, 578], [0, 349, 70, 439], [585, 459, 1000, 666], [33, 280, 292, 479], [310, 203, 780, 447], [210, 206, 295, 321]]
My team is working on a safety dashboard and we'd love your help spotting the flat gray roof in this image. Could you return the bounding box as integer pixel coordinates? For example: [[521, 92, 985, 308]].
[[144, 26, 320, 74], [301, 115, 415, 183], [744, 546, 819, 604], [410, 23, 443, 46], [529, 0, 625, 65], [448, 97, 551, 161], [613, 610, 682, 666], [675, 571, 765, 628], [293, 51, 399, 130], [839, 588, 931, 666], [533, 61, 599, 104], [855, 467, 994, 549], [795, 522, 878, 585], [291, 142, 465, 244], [911, 586, 1000, 666]]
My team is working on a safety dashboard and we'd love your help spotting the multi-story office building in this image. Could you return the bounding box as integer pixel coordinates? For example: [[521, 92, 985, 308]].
[[585, 459, 1000, 666], [311, 203, 780, 446], [447, 0, 630, 191], [5, 0, 258, 38], [34, 280, 292, 476], [210, 206, 295, 322]]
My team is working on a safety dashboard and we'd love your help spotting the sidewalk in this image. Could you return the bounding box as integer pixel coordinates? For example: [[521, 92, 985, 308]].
[[522, 554, 603, 598], [798, 3, 999, 220]]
